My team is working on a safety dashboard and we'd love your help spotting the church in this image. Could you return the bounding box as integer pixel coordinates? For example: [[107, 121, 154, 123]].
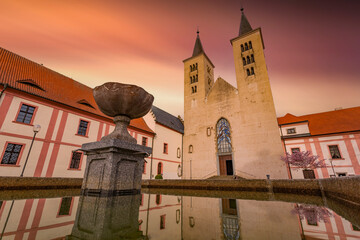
[[182, 9, 288, 179]]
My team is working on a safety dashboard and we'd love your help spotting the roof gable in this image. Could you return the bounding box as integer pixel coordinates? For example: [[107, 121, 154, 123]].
[[151, 106, 184, 134]]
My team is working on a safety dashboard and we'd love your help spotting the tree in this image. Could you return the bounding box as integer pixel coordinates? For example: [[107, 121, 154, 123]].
[[281, 150, 326, 170]]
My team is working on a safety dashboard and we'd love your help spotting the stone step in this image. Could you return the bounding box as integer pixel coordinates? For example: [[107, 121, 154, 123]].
[[206, 175, 244, 180]]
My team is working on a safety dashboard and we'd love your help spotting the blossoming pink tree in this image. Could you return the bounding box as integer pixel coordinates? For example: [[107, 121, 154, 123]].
[[281, 151, 326, 170]]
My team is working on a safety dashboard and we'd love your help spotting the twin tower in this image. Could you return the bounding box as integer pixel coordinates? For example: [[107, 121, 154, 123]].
[[182, 10, 288, 179]]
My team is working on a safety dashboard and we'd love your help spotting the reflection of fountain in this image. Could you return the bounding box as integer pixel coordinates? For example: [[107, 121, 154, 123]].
[[67, 194, 145, 239], [292, 204, 333, 224], [81, 82, 153, 195]]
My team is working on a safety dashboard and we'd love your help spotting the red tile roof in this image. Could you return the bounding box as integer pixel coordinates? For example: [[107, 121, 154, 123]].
[[278, 107, 360, 136], [0, 47, 154, 134]]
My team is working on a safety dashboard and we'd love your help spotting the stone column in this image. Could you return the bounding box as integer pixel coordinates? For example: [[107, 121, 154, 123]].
[[81, 139, 151, 196]]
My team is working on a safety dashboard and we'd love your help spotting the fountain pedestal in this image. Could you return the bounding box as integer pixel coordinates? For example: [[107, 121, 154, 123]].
[[67, 194, 145, 239], [81, 139, 151, 196]]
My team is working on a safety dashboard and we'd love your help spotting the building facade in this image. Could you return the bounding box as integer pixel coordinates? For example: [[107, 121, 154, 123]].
[[278, 107, 360, 179], [0, 47, 183, 179], [182, 10, 288, 179]]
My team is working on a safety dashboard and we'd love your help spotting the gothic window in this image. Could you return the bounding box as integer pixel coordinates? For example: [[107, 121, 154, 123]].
[[251, 67, 254, 75], [246, 56, 250, 64], [242, 57, 246, 65], [251, 54, 255, 62], [216, 118, 232, 153], [249, 41, 252, 49], [195, 63, 198, 70], [246, 69, 250, 76], [245, 43, 249, 50]]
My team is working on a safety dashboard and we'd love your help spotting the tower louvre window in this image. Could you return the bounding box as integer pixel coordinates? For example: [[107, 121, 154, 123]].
[[249, 41, 252, 49]]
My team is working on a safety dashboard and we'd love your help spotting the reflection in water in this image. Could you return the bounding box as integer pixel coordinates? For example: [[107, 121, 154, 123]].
[[0, 193, 358, 239], [292, 204, 333, 224], [67, 194, 144, 239]]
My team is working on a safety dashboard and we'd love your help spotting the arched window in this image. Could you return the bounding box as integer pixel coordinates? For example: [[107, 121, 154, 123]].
[[190, 65, 193, 72], [190, 76, 193, 84], [241, 44, 244, 52], [192, 64, 195, 70], [251, 54, 254, 62], [249, 41, 252, 49], [246, 69, 250, 76], [216, 118, 232, 153], [191, 87, 194, 93], [195, 63, 198, 70], [245, 43, 248, 50], [155, 194, 161, 205], [194, 86, 197, 93], [177, 147, 181, 158], [157, 162, 163, 175], [247, 56, 250, 64], [251, 67, 254, 75], [196, 74, 198, 82], [242, 57, 246, 65], [189, 145, 193, 153]]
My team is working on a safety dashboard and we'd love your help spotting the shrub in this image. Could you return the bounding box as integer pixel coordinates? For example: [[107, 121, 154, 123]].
[[155, 174, 163, 179]]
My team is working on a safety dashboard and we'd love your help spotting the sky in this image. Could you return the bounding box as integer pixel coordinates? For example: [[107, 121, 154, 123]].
[[0, 0, 360, 117]]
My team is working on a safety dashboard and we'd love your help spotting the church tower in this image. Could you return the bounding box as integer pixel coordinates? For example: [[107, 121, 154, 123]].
[[230, 9, 288, 179], [183, 31, 215, 179]]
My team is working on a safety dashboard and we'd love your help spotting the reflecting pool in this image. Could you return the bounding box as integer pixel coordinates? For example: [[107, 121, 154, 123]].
[[0, 191, 359, 239]]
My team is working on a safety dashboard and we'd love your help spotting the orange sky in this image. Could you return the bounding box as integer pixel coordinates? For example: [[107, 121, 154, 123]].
[[1, 0, 360, 117]]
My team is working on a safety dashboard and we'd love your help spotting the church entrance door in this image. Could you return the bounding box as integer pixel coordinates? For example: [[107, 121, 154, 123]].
[[219, 155, 233, 176]]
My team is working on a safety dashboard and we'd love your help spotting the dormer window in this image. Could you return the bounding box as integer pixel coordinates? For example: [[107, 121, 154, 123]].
[[17, 79, 45, 91], [287, 128, 296, 134], [77, 99, 95, 109]]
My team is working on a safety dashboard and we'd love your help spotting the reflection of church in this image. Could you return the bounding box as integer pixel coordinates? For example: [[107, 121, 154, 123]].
[[183, 9, 288, 179]]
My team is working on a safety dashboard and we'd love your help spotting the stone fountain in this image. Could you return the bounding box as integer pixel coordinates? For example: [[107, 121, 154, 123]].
[[80, 82, 154, 196]]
